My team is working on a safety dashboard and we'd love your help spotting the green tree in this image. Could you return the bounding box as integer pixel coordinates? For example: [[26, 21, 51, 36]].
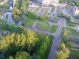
[[15, 51, 32, 59], [35, 54, 41, 59], [8, 56, 14, 59], [56, 43, 70, 59], [26, 30, 39, 50]]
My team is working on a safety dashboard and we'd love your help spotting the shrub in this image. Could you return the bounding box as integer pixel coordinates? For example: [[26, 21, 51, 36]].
[[39, 15, 48, 21], [0, 20, 8, 30], [0, 20, 15, 31], [13, 15, 20, 22], [8, 24, 15, 31], [14, 25, 24, 33]]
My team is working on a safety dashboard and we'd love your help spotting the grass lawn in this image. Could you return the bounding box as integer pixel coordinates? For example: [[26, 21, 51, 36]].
[[70, 50, 79, 58], [67, 28, 79, 35], [39, 21, 50, 31], [51, 25, 58, 33], [67, 21, 78, 27], [25, 19, 36, 27]]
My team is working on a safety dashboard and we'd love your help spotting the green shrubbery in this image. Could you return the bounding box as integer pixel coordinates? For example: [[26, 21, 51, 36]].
[[12, 7, 21, 22], [35, 37, 52, 59], [0, 20, 15, 31], [0, 20, 25, 33], [0, 20, 8, 30], [39, 15, 49, 21]]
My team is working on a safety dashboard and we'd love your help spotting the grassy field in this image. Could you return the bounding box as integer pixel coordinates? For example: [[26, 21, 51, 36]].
[[67, 28, 79, 35], [70, 50, 79, 58], [39, 21, 50, 31], [51, 25, 58, 33], [67, 21, 79, 27], [25, 19, 36, 27]]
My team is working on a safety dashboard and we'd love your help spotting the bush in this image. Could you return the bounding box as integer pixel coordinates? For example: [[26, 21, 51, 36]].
[[15, 51, 32, 59], [39, 15, 48, 21], [12, 7, 21, 22], [15, 25, 24, 33], [8, 24, 15, 31], [0, 20, 16, 31], [13, 15, 20, 22], [0, 20, 8, 30]]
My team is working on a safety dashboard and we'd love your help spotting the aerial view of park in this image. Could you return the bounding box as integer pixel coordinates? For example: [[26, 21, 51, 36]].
[[0, 0, 79, 59]]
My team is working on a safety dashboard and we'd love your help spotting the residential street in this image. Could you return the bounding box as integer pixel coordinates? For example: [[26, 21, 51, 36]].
[[48, 19, 66, 59]]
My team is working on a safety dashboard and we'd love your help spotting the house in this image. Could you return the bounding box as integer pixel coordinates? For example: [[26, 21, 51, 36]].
[[75, 9, 79, 16], [0, 0, 9, 5], [31, 0, 59, 5], [72, 6, 79, 16]]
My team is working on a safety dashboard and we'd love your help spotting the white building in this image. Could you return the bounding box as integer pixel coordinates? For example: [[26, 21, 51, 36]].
[[42, 0, 59, 5]]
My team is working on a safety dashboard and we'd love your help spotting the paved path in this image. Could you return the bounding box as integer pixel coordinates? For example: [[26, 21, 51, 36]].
[[32, 20, 39, 28], [25, 26, 54, 35], [48, 19, 66, 59], [3, 12, 14, 24]]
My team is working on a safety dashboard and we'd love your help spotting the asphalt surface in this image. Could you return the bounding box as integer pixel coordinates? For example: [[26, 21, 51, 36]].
[[48, 19, 66, 59]]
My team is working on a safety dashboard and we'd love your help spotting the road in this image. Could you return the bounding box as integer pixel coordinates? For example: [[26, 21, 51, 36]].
[[3, 12, 14, 24], [48, 19, 66, 59]]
